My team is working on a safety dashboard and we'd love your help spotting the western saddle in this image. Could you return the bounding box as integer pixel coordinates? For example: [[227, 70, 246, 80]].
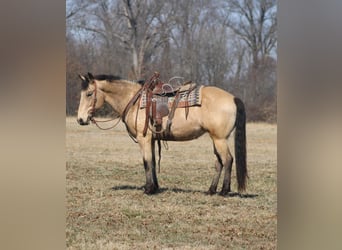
[[122, 72, 197, 138], [141, 72, 196, 137]]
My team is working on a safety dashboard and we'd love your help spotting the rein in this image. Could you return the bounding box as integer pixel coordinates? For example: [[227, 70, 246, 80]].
[[121, 87, 144, 143], [89, 78, 97, 118], [89, 79, 122, 130], [91, 117, 121, 130]]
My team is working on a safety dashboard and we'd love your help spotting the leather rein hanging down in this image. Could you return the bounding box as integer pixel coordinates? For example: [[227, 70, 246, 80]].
[[121, 72, 162, 141]]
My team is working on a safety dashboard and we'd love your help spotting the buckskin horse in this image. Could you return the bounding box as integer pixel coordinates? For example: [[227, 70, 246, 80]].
[[76, 72, 247, 195]]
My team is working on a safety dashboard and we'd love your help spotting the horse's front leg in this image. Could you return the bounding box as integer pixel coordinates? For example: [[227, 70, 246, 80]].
[[138, 137, 159, 194]]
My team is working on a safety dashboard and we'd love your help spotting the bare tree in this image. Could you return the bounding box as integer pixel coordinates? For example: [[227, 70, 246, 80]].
[[222, 0, 277, 121], [72, 0, 169, 79], [66, 0, 90, 19], [167, 0, 232, 84], [66, 34, 84, 115], [224, 0, 277, 67], [224, 0, 276, 95], [199, 24, 235, 86]]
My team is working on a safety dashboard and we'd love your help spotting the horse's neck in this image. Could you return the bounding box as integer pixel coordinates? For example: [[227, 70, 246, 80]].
[[100, 80, 141, 115]]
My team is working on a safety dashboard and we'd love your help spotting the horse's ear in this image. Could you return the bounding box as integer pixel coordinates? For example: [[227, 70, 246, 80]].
[[80, 74, 90, 90], [78, 74, 86, 81], [87, 72, 94, 81]]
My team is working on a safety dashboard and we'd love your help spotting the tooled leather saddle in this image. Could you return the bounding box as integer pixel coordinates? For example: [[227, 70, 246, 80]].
[[140, 72, 201, 137], [122, 72, 202, 139]]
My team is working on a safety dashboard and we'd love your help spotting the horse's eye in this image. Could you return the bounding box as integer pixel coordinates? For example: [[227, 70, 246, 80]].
[[86, 91, 93, 97]]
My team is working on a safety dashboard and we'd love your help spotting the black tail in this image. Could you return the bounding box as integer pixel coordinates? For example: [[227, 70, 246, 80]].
[[234, 97, 248, 192]]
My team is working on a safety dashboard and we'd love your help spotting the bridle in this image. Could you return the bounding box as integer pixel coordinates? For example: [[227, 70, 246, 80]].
[[88, 79, 121, 130], [89, 79, 97, 119]]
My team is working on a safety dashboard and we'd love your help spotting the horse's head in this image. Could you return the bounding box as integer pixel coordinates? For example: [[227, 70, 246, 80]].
[[77, 72, 105, 125]]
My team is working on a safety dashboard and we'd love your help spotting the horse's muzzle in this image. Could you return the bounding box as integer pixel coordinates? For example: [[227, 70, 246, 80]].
[[77, 117, 90, 125]]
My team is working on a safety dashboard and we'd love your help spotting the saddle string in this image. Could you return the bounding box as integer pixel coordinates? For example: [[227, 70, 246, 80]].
[[156, 139, 169, 173], [150, 124, 170, 174], [162, 140, 169, 150]]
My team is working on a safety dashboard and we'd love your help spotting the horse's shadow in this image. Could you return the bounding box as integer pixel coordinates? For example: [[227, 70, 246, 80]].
[[111, 185, 144, 191], [110, 185, 203, 194], [225, 192, 259, 198], [110, 185, 258, 198]]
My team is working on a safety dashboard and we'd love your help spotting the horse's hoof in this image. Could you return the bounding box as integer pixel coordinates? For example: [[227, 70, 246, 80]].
[[144, 185, 159, 195], [144, 189, 155, 195], [218, 190, 230, 196], [206, 189, 216, 195]]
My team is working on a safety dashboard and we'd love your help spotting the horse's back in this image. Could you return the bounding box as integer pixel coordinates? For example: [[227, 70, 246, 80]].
[[201, 85, 235, 101], [201, 86, 236, 115]]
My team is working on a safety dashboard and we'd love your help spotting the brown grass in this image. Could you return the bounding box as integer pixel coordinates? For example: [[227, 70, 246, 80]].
[[66, 117, 277, 249]]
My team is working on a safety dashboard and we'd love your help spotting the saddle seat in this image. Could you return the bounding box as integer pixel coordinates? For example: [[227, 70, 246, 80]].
[[152, 80, 195, 96]]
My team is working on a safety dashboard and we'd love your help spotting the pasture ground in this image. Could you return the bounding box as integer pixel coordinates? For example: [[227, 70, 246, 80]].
[[66, 117, 277, 249]]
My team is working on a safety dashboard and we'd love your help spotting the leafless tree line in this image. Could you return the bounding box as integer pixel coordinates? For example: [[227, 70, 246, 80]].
[[66, 0, 277, 122]]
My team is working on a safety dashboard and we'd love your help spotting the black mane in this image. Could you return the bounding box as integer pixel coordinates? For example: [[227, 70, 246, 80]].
[[94, 74, 122, 82], [80, 73, 123, 90]]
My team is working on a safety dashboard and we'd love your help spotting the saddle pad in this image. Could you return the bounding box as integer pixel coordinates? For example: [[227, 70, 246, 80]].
[[140, 85, 203, 109]]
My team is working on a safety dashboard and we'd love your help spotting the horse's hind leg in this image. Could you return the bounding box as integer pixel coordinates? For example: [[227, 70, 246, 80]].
[[207, 157, 223, 195], [207, 139, 225, 195], [220, 146, 233, 196], [208, 138, 233, 196]]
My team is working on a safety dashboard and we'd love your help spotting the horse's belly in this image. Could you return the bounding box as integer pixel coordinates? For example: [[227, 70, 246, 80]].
[[158, 116, 205, 141]]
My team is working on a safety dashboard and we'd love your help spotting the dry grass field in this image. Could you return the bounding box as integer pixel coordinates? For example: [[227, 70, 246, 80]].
[[66, 117, 277, 249]]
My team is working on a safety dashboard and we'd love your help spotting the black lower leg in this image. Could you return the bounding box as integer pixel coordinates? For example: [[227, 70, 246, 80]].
[[219, 158, 233, 196], [143, 159, 159, 194]]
